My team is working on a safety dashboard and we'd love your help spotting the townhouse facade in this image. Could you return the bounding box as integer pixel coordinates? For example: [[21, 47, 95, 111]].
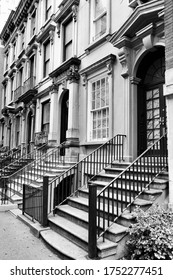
[[0, 0, 173, 208]]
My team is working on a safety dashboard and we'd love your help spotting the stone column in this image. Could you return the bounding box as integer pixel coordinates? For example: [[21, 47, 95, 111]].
[[66, 65, 80, 156], [118, 47, 133, 161], [164, 0, 173, 210], [48, 84, 59, 145], [29, 103, 36, 153], [21, 107, 26, 155]]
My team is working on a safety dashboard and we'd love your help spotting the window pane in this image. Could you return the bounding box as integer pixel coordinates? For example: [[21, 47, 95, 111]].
[[65, 20, 72, 44], [91, 77, 109, 140], [95, 14, 106, 37], [65, 42, 72, 61], [45, 41, 50, 61], [42, 102, 50, 124], [95, 0, 106, 17]]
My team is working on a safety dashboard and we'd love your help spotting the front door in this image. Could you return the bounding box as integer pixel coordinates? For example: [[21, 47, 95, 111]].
[[137, 50, 166, 155], [145, 84, 166, 149]]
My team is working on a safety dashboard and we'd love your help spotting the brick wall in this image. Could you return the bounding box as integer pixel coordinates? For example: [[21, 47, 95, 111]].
[[165, 0, 173, 70]]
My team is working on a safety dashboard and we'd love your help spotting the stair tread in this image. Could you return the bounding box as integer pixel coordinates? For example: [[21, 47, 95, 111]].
[[49, 214, 88, 242], [48, 214, 117, 253], [40, 229, 87, 260], [57, 204, 88, 222]]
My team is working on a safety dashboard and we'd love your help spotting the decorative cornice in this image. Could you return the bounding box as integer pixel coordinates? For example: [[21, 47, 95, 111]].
[[49, 57, 81, 81], [54, 0, 80, 23], [79, 54, 116, 76], [110, 0, 164, 48], [36, 22, 56, 43], [16, 56, 26, 69], [25, 42, 38, 57]]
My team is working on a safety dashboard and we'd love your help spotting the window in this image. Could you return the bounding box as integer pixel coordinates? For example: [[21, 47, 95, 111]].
[[5, 51, 9, 70], [93, 0, 107, 41], [42, 101, 50, 133], [21, 27, 25, 50], [19, 67, 23, 87], [16, 116, 20, 146], [3, 84, 7, 107], [43, 40, 50, 77], [45, 0, 52, 20], [11, 77, 14, 101], [90, 77, 109, 140], [64, 19, 73, 61], [13, 41, 16, 61], [31, 10, 36, 36]]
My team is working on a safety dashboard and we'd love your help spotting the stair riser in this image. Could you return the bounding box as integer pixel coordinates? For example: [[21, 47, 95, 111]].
[[104, 230, 127, 243], [41, 235, 74, 260], [55, 208, 88, 230], [78, 189, 138, 201], [49, 220, 88, 251], [105, 169, 158, 177]]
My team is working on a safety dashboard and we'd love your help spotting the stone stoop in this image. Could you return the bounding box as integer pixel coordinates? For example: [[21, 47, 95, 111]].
[[7, 161, 74, 205], [42, 160, 168, 260]]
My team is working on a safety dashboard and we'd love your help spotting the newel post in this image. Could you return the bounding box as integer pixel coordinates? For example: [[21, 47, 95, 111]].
[[42, 176, 49, 227], [88, 182, 97, 259]]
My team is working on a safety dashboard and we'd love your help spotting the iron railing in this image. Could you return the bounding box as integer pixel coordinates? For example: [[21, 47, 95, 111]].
[[0, 143, 48, 204], [22, 177, 49, 226], [0, 147, 21, 171], [6, 143, 67, 201], [88, 133, 168, 258], [49, 134, 126, 214], [0, 143, 47, 178]]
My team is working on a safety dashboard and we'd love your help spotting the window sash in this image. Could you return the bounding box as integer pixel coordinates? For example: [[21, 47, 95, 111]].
[[42, 102, 50, 125], [95, 0, 106, 18], [44, 41, 50, 77], [46, 0, 52, 20], [64, 19, 73, 61], [90, 77, 109, 140]]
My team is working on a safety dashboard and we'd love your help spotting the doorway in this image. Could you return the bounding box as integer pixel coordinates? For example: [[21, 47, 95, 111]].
[[137, 47, 166, 155], [60, 90, 69, 144]]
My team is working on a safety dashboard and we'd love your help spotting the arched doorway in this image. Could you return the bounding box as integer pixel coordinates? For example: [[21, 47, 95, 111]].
[[8, 120, 12, 150], [60, 89, 69, 144], [137, 47, 166, 155], [27, 111, 32, 153]]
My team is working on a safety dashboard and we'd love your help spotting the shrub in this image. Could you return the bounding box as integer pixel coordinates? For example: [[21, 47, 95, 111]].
[[126, 204, 173, 260]]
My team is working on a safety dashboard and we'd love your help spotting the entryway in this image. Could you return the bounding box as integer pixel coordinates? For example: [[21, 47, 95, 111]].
[[137, 47, 166, 155]]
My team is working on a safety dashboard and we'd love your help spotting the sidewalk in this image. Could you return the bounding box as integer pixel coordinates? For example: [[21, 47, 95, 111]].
[[0, 210, 61, 260]]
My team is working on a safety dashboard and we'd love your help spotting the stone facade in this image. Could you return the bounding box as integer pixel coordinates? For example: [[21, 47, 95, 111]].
[[0, 0, 172, 205]]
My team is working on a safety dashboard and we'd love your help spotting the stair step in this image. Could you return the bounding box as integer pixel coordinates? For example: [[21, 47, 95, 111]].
[[48, 214, 118, 258], [40, 229, 88, 260]]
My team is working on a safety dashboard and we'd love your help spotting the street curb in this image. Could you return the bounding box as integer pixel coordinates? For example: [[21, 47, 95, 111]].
[[0, 204, 18, 212], [9, 208, 50, 238]]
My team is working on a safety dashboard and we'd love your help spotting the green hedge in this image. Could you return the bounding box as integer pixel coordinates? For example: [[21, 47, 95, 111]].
[[126, 204, 173, 260]]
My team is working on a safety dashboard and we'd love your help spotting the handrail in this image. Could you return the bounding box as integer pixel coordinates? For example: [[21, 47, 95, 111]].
[[0, 147, 21, 169], [48, 134, 126, 214], [94, 133, 168, 243], [0, 143, 47, 177], [6, 143, 66, 200]]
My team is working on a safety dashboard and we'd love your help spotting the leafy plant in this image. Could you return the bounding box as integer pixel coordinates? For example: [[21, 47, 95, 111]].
[[126, 204, 173, 260]]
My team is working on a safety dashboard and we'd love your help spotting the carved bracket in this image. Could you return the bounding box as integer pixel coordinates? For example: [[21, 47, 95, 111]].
[[118, 47, 131, 78], [67, 65, 80, 83]]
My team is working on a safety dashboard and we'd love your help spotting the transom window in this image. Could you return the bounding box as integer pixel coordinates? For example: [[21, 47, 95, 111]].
[[91, 77, 109, 140]]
